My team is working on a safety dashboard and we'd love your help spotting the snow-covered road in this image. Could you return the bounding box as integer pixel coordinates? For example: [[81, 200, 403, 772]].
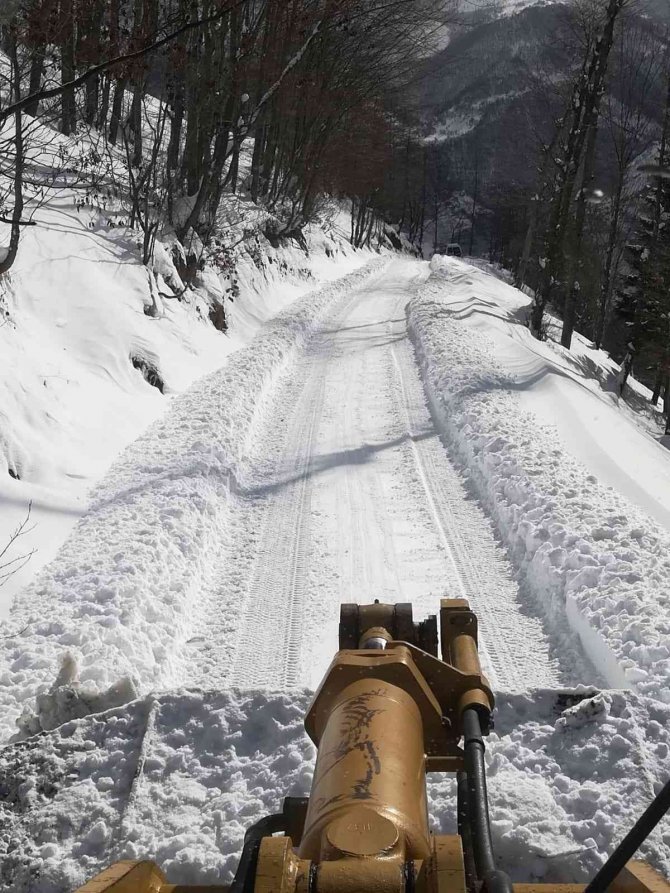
[[4, 253, 668, 725], [3, 256, 670, 890], [187, 260, 597, 693]]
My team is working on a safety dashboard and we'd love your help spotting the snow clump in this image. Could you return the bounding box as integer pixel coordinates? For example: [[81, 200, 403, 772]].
[[16, 652, 138, 738]]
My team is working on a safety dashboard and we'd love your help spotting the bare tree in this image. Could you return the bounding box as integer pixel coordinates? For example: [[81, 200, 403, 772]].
[[120, 94, 170, 266], [0, 28, 25, 276], [595, 22, 668, 347], [0, 503, 35, 589], [529, 0, 631, 342]]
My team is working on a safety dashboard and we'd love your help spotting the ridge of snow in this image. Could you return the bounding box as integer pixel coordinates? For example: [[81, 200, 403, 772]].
[[407, 256, 670, 704], [0, 259, 387, 742], [0, 92, 367, 616], [493, 0, 560, 17]]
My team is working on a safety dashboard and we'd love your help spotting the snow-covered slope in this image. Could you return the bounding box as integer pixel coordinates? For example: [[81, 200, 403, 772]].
[[0, 188, 366, 616]]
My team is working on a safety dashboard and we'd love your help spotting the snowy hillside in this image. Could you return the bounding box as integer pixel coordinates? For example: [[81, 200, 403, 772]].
[[0, 178, 367, 616], [1, 253, 669, 890]]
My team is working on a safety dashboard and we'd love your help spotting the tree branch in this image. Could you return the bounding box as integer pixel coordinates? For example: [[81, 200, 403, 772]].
[[0, 502, 36, 588], [0, 215, 36, 226], [0, 1, 245, 125]]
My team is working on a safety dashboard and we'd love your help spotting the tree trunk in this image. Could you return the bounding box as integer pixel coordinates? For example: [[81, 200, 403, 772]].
[[85, 77, 99, 126], [25, 50, 45, 117], [78, 0, 104, 124], [469, 155, 478, 256], [108, 79, 126, 145], [98, 0, 120, 130], [98, 76, 112, 129], [595, 173, 624, 348], [516, 138, 559, 292], [60, 0, 76, 135], [180, 1, 205, 198], [651, 366, 664, 405], [260, 117, 279, 199], [167, 83, 184, 174], [418, 149, 427, 251], [131, 84, 143, 167], [617, 349, 634, 397], [250, 122, 266, 202], [228, 134, 241, 193], [182, 97, 201, 195], [0, 40, 25, 276], [180, 120, 230, 240], [561, 109, 600, 349], [515, 200, 537, 290], [365, 202, 376, 247], [249, 1, 278, 202]]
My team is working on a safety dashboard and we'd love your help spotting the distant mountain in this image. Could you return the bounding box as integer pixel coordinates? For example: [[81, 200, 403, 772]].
[[636, 0, 670, 25], [413, 0, 668, 253], [418, 4, 568, 184]]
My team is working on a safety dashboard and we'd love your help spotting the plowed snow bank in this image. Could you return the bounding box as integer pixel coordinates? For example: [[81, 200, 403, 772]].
[[0, 260, 386, 742], [408, 258, 670, 704]]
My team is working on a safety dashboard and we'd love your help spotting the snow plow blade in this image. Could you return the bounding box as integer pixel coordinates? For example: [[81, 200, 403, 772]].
[[74, 600, 670, 893], [74, 859, 227, 891]]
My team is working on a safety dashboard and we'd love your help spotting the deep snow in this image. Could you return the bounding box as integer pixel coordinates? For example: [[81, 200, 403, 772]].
[[408, 256, 670, 703], [1, 688, 668, 892], [1, 252, 669, 890], [0, 187, 367, 616]]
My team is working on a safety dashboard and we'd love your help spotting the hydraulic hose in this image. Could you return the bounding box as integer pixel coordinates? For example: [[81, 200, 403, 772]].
[[462, 708, 514, 893], [457, 769, 478, 893], [584, 778, 670, 893], [230, 812, 286, 893]]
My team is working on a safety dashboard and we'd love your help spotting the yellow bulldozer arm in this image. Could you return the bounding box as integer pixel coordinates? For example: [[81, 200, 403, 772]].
[[74, 600, 670, 893]]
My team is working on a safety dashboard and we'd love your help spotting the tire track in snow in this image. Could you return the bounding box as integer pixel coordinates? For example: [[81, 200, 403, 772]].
[[226, 365, 326, 688], [189, 260, 595, 693], [332, 322, 407, 605], [183, 279, 374, 690], [219, 284, 373, 688], [389, 333, 542, 690]]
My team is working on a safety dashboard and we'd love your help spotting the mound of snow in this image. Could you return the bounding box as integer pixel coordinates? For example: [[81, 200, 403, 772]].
[[408, 257, 670, 703], [16, 652, 138, 738], [0, 688, 667, 891], [0, 260, 386, 742]]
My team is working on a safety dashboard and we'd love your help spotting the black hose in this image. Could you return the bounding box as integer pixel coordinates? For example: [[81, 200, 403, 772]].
[[584, 778, 670, 893], [462, 708, 514, 893], [230, 812, 286, 893], [462, 708, 497, 876], [457, 769, 478, 893]]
